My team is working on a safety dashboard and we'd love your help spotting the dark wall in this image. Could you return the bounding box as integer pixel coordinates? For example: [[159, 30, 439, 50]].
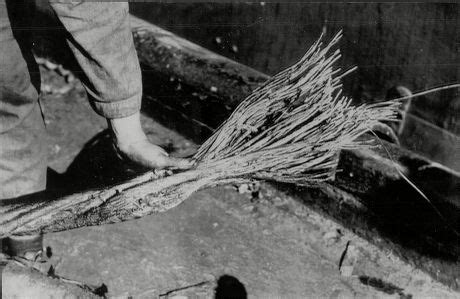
[[130, 3, 459, 133], [130, 3, 459, 170], [30, 2, 459, 169]]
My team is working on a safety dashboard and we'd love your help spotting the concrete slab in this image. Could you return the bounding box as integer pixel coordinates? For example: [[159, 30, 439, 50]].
[[35, 65, 457, 297]]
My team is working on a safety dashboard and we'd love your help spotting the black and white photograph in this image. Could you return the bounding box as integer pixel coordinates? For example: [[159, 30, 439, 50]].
[[0, 1, 459, 298]]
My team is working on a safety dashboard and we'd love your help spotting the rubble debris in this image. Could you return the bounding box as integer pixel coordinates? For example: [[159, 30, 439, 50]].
[[235, 181, 261, 201]]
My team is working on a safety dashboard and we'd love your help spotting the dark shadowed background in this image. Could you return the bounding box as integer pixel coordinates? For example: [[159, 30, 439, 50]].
[[130, 2, 459, 171]]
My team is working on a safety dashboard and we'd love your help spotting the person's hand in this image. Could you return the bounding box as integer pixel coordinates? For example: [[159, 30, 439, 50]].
[[108, 112, 194, 170]]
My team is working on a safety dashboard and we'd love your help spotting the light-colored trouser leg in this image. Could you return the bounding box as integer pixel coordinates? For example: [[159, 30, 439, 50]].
[[0, 0, 47, 254], [0, 0, 47, 200], [0, 103, 47, 199]]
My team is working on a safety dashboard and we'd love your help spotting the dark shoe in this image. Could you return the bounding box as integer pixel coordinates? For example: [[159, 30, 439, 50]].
[[1, 234, 43, 257], [1, 234, 52, 274]]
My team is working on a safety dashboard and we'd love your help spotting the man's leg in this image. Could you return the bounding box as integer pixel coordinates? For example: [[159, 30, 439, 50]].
[[0, 0, 47, 256]]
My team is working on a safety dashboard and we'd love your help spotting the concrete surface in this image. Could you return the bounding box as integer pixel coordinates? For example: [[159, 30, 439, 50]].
[[35, 65, 458, 298]]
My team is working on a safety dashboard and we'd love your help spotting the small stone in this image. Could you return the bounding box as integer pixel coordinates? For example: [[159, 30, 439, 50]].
[[65, 74, 75, 83], [35, 57, 45, 65], [237, 184, 250, 194], [41, 84, 52, 93], [231, 45, 238, 53], [23, 251, 36, 261], [212, 222, 219, 228], [215, 37, 222, 44], [53, 144, 61, 154], [210, 86, 218, 93], [44, 60, 58, 70]]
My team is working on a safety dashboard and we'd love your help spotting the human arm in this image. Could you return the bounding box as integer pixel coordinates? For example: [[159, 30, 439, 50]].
[[48, 2, 191, 169], [109, 112, 193, 169]]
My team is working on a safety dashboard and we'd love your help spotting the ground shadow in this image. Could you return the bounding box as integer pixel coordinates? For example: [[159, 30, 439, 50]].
[[215, 275, 247, 299], [47, 130, 148, 195]]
